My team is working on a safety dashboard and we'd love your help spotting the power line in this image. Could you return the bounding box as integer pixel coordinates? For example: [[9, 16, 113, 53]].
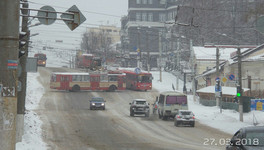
[[27, 1, 122, 18]]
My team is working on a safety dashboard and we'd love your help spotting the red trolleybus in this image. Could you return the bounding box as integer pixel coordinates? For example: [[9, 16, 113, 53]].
[[122, 70, 153, 91], [76, 53, 94, 69], [50, 72, 126, 92], [34, 53, 47, 67]]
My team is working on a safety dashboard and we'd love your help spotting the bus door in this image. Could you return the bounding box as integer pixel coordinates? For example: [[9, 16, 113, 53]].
[[90, 75, 100, 90], [60, 75, 70, 90], [118, 76, 124, 89]]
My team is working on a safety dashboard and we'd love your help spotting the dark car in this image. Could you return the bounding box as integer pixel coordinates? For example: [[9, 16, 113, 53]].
[[90, 97, 105, 110], [226, 126, 264, 150], [129, 99, 150, 117], [174, 110, 195, 127]]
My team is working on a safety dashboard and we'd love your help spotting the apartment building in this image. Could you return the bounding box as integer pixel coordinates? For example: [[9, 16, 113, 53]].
[[121, 0, 179, 68], [87, 25, 121, 44]]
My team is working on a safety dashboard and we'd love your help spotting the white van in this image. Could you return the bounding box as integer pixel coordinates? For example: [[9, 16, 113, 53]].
[[157, 91, 188, 120]]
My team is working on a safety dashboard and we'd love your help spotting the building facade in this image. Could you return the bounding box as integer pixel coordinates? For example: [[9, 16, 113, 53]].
[[121, 0, 180, 68], [87, 25, 121, 44]]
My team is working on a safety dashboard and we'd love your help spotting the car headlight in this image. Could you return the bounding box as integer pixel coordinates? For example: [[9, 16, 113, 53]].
[[101, 103, 105, 106], [92, 103, 95, 106]]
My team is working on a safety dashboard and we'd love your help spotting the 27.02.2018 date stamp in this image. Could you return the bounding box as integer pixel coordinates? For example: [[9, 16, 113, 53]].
[[203, 138, 260, 146]]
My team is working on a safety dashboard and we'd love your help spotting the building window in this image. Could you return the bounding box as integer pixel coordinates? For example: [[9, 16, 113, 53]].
[[159, 13, 166, 22], [136, 0, 141, 4], [136, 13, 141, 21], [148, 13, 153, 22], [148, 0, 153, 4], [142, 13, 147, 21], [142, 0, 147, 4]]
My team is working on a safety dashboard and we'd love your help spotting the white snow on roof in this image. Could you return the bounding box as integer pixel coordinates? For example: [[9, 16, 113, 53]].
[[52, 72, 90, 75], [197, 86, 249, 96], [194, 47, 248, 60], [244, 53, 264, 61]]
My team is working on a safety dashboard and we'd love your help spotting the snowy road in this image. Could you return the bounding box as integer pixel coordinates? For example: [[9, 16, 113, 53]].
[[36, 67, 231, 150]]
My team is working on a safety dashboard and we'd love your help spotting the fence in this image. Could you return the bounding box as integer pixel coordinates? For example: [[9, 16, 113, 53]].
[[199, 96, 252, 112]]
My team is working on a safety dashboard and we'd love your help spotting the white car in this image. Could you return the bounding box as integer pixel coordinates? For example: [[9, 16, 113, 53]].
[[129, 99, 150, 117], [174, 110, 195, 127]]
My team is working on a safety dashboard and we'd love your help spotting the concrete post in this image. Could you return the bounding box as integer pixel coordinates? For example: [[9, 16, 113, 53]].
[[0, 0, 20, 149]]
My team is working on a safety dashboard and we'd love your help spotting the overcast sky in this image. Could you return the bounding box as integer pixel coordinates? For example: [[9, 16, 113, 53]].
[[27, 0, 128, 50]]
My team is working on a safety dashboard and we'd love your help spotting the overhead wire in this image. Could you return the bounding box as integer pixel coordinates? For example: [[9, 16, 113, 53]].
[[27, 1, 122, 18]]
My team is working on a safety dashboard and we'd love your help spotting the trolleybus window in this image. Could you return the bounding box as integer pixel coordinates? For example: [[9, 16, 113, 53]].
[[51, 74, 56, 82], [109, 75, 118, 81], [73, 75, 90, 82], [83, 75, 89, 81], [139, 75, 152, 83], [100, 74, 108, 82]]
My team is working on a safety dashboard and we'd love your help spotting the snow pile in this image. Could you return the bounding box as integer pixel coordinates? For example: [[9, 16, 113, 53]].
[[16, 73, 47, 150]]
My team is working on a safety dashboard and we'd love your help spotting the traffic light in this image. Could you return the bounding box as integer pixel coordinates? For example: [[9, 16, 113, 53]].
[[237, 85, 241, 97], [19, 32, 28, 58]]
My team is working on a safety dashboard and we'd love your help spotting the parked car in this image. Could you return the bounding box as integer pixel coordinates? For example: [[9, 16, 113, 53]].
[[90, 97, 105, 110], [129, 99, 150, 117], [226, 126, 264, 150], [174, 110, 195, 127]]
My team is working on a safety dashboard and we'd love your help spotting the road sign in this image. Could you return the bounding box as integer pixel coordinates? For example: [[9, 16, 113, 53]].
[[37, 6, 57, 25], [61, 5, 86, 31], [215, 77, 220, 81], [215, 85, 222, 92], [134, 67, 141, 74], [222, 77, 227, 83], [228, 74, 235, 81]]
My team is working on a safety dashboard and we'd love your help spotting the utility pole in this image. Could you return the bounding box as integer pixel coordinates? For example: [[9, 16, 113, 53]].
[[146, 30, 150, 73], [137, 28, 141, 68], [183, 73, 187, 94], [0, 0, 20, 149], [159, 32, 162, 82], [216, 47, 220, 107], [176, 38, 180, 90], [190, 39, 196, 101], [17, 0, 29, 142], [237, 47, 243, 122], [171, 27, 173, 65]]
